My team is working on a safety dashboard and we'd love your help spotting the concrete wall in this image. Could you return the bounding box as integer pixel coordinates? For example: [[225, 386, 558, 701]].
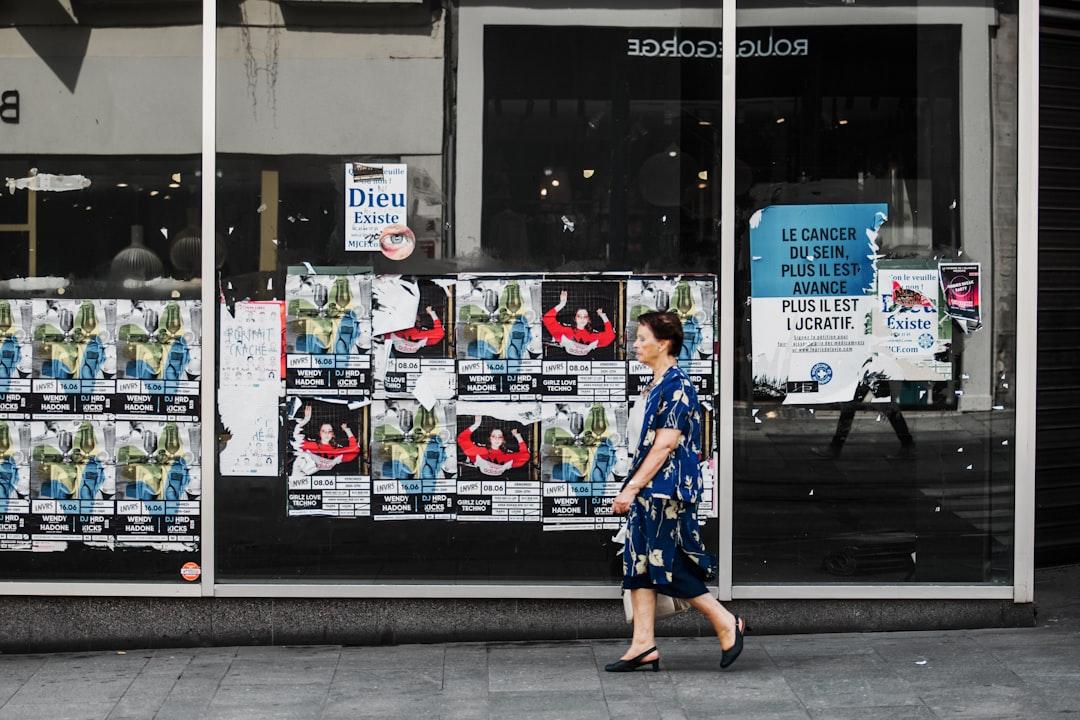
[[0, 0, 446, 157], [217, 0, 445, 155]]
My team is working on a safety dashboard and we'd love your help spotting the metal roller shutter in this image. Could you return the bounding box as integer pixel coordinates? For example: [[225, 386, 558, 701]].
[[1038, 2, 1080, 566]]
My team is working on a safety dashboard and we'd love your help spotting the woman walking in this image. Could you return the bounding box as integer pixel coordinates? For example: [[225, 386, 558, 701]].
[[607, 311, 745, 672]]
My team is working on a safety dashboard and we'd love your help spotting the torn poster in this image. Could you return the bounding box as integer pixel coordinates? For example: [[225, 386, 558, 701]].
[[373, 276, 455, 398], [750, 203, 885, 404], [0, 419, 31, 550], [286, 396, 370, 518], [219, 301, 282, 477], [872, 261, 951, 382], [0, 299, 33, 419]]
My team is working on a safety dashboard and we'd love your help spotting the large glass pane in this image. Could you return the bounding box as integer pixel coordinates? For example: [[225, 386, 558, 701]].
[[0, 2, 203, 581], [215, 4, 723, 583], [733, 2, 1017, 584]]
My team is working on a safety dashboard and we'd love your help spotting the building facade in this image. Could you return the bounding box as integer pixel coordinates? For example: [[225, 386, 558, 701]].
[[0, 0, 1048, 649]]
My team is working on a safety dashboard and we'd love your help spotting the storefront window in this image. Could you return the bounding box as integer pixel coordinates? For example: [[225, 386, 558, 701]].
[[214, 4, 724, 582], [732, 2, 1017, 584], [0, 4, 203, 581]]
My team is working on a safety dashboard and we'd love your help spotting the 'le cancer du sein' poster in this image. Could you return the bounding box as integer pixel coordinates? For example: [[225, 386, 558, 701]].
[[750, 203, 885, 404]]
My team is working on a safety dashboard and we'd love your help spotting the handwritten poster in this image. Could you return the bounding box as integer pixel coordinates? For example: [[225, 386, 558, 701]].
[[219, 302, 282, 477]]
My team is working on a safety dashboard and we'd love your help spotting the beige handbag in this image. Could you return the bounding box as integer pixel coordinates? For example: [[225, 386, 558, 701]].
[[623, 589, 691, 624]]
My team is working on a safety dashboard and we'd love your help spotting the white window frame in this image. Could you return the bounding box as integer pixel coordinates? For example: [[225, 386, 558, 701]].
[[0, 1, 1038, 601]]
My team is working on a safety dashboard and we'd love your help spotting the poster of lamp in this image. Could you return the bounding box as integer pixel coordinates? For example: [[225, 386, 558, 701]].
[[540, 401, 628, 530], [456, 277, 543, 399], [625, 276, 716, 396]]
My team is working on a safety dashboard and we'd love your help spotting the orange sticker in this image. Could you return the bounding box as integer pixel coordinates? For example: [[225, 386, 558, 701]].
[[180, 562, 202, 582]]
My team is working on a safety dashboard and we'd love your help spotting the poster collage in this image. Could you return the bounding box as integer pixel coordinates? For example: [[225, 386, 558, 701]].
[[748, 203, 980, 404], [282, 271, 718, 530], [0, 298, 202, 552]]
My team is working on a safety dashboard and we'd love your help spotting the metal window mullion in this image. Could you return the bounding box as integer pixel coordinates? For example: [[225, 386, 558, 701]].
[[200, 0, 217, 596], [1013, 0, 1040, 605], [718, 1, 736, 602]]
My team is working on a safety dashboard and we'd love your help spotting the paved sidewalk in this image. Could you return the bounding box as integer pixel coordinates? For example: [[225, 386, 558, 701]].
[[0, 566, 1076, 720]]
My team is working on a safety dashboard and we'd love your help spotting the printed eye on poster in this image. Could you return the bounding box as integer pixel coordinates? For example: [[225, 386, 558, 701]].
[[344, 163, 408, 253], [750, 203, 886, 404]]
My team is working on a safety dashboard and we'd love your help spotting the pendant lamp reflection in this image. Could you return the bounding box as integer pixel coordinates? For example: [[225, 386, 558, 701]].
[[170, 208, 226, 277], [110, 225, 164, 281]]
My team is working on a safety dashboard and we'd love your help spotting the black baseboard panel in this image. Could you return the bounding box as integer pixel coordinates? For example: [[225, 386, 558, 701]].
[[0, 597, 1036, 654]]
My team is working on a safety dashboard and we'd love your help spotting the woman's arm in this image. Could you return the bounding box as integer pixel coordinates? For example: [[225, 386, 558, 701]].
[[611, 428, 681, 514], [457, 422, 482, 462], [595, 309, 616, 348], [507, 429, 530, 467], [543, 306, 567, 341]]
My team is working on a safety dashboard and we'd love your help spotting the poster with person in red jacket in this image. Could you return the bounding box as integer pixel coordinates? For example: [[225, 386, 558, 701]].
[[372, 276, 456, 397], [455, 401, 541, 522], [540, 280, 626, 401]]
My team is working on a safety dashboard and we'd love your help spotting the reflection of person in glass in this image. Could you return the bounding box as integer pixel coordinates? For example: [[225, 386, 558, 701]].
[[291, 405, 359, 475], [607, 311, 744, 674], [544, 290, 615, 355], [390, 305, 444, 354], [458, 415, 529, 475]]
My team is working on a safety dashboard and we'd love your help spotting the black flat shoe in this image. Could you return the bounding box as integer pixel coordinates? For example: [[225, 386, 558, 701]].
[[605, 646, 660, 673], [720, 616, 745, 669]]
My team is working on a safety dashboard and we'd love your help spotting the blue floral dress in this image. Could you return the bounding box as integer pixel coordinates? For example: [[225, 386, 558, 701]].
[[622, 365, 716, 596]]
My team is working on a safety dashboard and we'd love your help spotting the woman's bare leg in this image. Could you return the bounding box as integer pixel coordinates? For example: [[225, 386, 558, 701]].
[[621, 589, 660, 661], [687, 593, 743, 651]]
